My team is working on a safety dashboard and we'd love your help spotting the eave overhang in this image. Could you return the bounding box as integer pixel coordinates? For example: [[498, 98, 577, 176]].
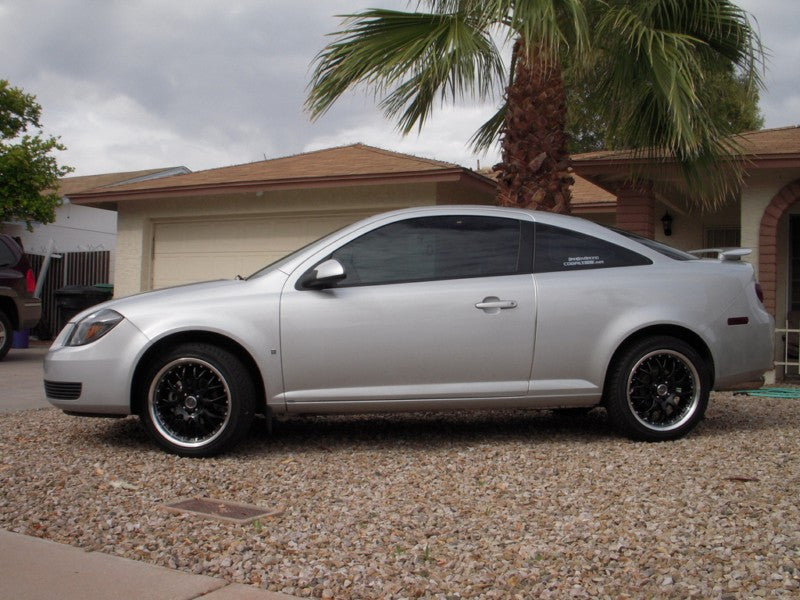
[[67, 169, 496, 210]]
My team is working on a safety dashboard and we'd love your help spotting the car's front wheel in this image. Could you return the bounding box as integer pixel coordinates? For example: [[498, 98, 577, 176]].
[[140, 343, 255, 456], [606, 336, 710, 441]]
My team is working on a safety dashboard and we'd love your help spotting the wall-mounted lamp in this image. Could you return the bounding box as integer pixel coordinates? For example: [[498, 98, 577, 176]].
[[661, 211, 673, 236]]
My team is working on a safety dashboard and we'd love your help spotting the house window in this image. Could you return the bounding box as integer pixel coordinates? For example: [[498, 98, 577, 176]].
[[704, 227, 740, 248]]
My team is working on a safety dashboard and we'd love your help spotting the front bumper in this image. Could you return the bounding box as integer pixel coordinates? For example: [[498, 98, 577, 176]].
[[44, 318, 149, 415]]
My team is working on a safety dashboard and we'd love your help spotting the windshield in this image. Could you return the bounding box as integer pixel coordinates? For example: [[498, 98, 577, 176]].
[[611, 227, 698, 261], [246, 224, 352, 279]]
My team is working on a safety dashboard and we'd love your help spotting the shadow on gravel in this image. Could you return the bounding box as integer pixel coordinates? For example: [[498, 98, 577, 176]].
[[80, 416, 153, 452], [244, 408, 615, 456], [80, 409, 613, 456], [80, 394, 796, 457]]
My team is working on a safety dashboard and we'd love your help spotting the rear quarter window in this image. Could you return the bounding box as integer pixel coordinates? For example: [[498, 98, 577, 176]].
[[0, 237, 20, 268], [534, 223, 652, 273]]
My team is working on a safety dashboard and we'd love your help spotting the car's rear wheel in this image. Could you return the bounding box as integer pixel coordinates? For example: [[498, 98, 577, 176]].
[[606, 336, 709, 441], [0, 310, 12, 361], [140, 343, 254, 456]]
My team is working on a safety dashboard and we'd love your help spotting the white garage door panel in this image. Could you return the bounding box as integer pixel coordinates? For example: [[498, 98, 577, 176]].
[[152, 215, 359, 289]]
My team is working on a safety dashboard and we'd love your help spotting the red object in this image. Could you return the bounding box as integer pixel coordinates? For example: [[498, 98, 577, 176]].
[[26, 269, 36, 294]]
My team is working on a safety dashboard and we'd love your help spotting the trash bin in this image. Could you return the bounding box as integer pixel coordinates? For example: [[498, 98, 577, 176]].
[[12, 329, 30, 349], [54, 284, 114, 333]]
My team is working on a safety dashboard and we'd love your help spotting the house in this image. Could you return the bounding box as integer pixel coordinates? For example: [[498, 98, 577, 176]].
[[1, 166, 190, 258], [65, 128, 800, 330], [571, 125, 800, 332], [66, 144, 496, 297]]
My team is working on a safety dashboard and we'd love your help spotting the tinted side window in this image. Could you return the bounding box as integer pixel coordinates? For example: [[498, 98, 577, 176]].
[[534, 223, 651, 273], [331, 215, 530, 286], [0, 238, 19, 268]]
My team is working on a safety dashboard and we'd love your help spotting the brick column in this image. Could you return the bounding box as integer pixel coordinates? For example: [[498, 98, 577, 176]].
[[615, 186, 656, 238], [759, 180, 800, 316]]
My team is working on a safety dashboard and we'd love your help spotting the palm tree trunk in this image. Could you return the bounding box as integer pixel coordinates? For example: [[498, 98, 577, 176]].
[[495, 41, 573, 213]]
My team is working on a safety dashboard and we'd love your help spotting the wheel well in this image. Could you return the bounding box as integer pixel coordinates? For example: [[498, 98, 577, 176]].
[[0, 297, 19, 329], [603, 325, 715, 397], [130, 331, 267, 416]]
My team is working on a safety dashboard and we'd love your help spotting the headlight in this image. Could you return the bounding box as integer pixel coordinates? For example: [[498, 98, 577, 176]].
[[66, 309, 124, 346]]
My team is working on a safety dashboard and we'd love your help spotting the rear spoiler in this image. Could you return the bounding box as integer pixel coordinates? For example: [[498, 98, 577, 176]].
[[687, 247, 752, 261]]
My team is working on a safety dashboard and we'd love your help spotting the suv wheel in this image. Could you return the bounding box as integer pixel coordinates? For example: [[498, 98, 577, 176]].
[[0, 310, 12, 360]]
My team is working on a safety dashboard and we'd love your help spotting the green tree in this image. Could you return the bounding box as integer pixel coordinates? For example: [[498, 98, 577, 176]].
[[1, 79, 72, 230], [306, 1, 762, 212], [566, 57, 764, 154]]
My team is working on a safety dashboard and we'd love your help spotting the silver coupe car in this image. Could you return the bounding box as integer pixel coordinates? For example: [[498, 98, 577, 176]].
[[44, 206, 774, 456]]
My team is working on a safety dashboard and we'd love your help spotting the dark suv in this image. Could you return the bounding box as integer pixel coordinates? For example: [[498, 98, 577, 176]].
[[0, 234, 42, 359]]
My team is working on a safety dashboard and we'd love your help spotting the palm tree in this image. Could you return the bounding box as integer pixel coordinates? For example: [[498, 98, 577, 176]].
[[306, 1, 762, 213]]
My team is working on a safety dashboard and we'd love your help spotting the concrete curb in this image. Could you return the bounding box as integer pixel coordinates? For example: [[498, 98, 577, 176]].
[[0, 529, 299, 600]]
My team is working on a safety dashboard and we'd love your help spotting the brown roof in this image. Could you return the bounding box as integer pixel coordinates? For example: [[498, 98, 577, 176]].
[[569, 174, 616, 206], [476, 168, 615, 209], [67, 144, 494, 208], [573, 125, 800, 166], [57, 168, 181, 196], [72, 144, 467, 194]]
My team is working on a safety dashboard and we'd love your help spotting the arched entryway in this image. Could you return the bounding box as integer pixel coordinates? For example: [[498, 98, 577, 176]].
[[758, 179, 800, 315]]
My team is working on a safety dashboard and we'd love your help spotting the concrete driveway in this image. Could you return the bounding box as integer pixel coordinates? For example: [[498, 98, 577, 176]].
[[0, 341, 50, 413]]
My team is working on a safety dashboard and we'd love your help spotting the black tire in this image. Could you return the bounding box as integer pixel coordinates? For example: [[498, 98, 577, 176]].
[[0, 310, 12, 361], [605, 336, 710, 442], [139, 343, 255, 457]]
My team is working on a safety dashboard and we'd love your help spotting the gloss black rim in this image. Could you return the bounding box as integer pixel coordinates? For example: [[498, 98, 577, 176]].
[[626, 350, 700, 431], [148, 358, 232, 448]]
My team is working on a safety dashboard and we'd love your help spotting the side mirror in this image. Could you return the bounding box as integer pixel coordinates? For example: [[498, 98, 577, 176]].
[[303, 259, 346, 289]]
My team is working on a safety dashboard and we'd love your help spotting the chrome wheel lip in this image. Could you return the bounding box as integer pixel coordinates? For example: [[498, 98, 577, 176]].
[[626, 349, 701, 432], [147, 357, 232, 449]]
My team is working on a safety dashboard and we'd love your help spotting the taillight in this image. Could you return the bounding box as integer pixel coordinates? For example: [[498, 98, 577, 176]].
[[26, 269, 35, 294], [755, 282, 764, 304]]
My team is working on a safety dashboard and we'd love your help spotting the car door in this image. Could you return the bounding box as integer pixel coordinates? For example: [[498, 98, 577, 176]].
[[278, 213, 536, 405]]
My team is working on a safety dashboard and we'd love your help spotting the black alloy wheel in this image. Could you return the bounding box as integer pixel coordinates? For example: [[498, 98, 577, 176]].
[[141, 343, 255, 456], [606, 336, 710, 441]]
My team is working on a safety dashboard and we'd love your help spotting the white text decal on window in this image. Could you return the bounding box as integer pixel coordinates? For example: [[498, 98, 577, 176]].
[[563, 255, 604, 267]]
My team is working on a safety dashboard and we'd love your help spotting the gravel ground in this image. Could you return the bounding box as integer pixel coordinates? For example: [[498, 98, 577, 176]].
[[1, 394, 799, 599]]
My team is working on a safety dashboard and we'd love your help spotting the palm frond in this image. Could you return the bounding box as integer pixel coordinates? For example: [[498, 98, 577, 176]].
[[427, 0, 591, 64], [306, 8, 505, 134], [468, 103, 506, 153], [588, 0, 764, 207]]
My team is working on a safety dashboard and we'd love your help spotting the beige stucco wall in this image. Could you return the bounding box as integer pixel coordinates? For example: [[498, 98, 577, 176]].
[[115, 182, 440, 297], [651, 198, 740, 250], [435, 180, 496, 205]]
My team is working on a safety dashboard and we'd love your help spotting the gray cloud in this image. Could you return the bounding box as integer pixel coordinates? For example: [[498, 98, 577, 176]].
[[1, 0, 797, 176]]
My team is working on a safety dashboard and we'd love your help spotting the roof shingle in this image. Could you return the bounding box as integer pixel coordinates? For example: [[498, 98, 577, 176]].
[[75, 144, 464, 195]]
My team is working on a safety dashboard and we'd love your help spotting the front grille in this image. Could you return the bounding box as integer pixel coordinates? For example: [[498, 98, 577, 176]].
[[44, 380, 82, 400]]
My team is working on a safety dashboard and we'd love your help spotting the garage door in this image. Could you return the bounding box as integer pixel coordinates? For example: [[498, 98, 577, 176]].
[[151, 214, 365, 289]]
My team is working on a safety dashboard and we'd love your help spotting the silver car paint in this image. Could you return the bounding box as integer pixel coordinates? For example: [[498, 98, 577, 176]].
[[44, 205, 774, 417]]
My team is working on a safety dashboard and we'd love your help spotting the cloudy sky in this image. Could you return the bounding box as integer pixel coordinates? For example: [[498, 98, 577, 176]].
[[2, 0, 798, 176]]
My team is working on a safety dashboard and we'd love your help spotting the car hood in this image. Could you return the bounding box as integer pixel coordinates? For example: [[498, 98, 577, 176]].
[[68, 272, 287, 326], [111, 279, 244, 313]]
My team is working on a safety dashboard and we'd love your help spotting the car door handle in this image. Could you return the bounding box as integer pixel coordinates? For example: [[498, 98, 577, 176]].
[[475, 299, 518, 310]]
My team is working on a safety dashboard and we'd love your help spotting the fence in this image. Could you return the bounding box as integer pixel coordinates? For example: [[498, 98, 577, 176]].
[[775, 322, 800, 378], [27, 250, 111, 340]]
